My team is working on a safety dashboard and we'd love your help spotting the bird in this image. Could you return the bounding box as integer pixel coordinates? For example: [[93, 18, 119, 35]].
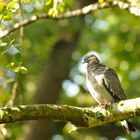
[[83, 54, 136, 134]]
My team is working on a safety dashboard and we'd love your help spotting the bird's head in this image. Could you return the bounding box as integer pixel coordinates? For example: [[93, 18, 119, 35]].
[[83, 54, 100, 64]]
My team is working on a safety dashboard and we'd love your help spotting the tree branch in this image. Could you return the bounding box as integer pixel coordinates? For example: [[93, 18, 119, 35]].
[[1, 0, 140, 38], [0, 97, 139, 128], [113, 0, 140, 16], [0, 2, 110, 38], [0, 0, 140, 38]]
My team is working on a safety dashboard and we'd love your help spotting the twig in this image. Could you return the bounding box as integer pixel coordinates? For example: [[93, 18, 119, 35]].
[[0, 2, 111, 38], [0, 1, 140, 39], [5, 81, 18, 107], [0, 81, 18, 139], [18, 0, 24, 46]]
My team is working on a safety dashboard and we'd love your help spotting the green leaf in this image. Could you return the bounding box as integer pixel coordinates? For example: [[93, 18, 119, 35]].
[[3, 15, 10, 20], [7, 62, 15, 68], [13, 66, 21, 73], [9, 39, 15, 45], [8, 1, 16, 9], [57, 4, 64, 13], [48, 8, 58, 17], [45, 0, 52, 6], [20, 66, 28, 74], [98, 0, 104, 4], [0, 3, 3, 12], [1, 49, 8, 55], [15, 53, 22, 62]]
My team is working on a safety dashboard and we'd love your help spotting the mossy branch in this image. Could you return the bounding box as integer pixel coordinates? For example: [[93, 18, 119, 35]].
[[0, 97, 139, 127]]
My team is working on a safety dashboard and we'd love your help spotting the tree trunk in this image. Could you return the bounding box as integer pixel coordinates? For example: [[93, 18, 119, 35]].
[[24, 35, 78, 140]]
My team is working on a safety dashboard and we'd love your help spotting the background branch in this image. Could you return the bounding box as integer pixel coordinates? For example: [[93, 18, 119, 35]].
[[1, 0, 140, 38], [0, 97, 139, 128], [0, 2, 109, 38], [5, 81, 18, 107], [18, 0, 24, 46]]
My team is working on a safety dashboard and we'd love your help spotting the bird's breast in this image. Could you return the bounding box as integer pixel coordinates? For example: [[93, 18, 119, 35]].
[[86, 72, 114, 104]]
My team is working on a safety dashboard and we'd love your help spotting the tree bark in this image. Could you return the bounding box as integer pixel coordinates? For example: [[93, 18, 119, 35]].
[[0, 97, 139, 127]]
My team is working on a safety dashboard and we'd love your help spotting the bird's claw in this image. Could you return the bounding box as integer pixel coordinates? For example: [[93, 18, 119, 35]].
[[100, 103, 111, 109]]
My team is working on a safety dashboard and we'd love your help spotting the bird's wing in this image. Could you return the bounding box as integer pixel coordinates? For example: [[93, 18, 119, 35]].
[[102, 68, 127, 102]]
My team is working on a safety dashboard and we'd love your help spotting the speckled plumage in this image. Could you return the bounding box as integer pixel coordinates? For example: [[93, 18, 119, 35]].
[[83, 54, 135, 134]]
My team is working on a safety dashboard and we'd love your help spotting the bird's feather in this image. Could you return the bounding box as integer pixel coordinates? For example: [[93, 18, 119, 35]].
[[102, 68, 126, 102], [87, 64, 115, 104]]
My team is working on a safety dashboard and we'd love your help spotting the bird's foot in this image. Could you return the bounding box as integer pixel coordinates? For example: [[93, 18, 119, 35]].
[[100, 103, 111, 109]]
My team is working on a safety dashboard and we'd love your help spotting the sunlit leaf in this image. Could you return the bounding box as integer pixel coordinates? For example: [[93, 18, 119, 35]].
[[63, 122, 78, 134], [98, 0, 104, 3], [48, 8, 54, 15], [0, 42, 7, 47], [8, 1, 16, 9], [13, 66, 21, 73], [45, 0, 52, 6], [7, 62, 15, 68], [48, 8, 58, 17], [0, 3, 3, 12], [20, 66, 28, 74], [57, 4, 64, 13]]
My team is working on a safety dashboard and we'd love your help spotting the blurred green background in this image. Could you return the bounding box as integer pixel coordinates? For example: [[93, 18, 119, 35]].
[[0, 0, 140, 140]]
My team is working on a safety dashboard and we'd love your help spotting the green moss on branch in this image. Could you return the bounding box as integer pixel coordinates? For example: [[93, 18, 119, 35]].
[[0, 97, 140, 128]]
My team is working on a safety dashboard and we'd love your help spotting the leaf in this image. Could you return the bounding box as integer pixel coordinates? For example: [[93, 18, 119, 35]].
[[63, 122, 78, 134], [20, 66, 28, 74], [15, 53, 22, 62], [57, 4, 64, 13], [48, 8, 58, 17], [8, 1, 16, 9], [45, 0, 52, 6], [9, 39, 15, 46], [7, 45, 19, 55], [3, 15, 10, 20], [98, 0, 104, 3], [0, 3, 3, 12], [7, 62, 15, 68], [1, 49, 8, 55], [13, 66, 21, 73], [0, 42, 7, 47]]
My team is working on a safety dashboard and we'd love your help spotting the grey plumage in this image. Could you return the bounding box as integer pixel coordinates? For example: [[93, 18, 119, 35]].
[[83, 54, 135, 134]]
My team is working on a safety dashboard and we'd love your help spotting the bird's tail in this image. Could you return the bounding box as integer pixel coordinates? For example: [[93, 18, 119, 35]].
[[120, 120, 136, 134]]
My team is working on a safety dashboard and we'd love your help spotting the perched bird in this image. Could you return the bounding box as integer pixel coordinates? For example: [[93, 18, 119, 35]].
[[83, 54, 135, 134]]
